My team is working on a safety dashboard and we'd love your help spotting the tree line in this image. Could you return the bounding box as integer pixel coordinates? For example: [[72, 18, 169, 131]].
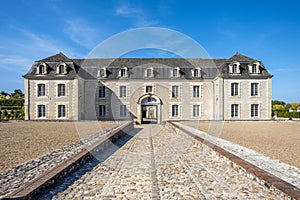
[[272, 100, 300, 118], [0, 89, 24, 120]]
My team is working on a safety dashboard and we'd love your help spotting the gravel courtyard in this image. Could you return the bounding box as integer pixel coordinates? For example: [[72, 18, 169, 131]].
[[0, 120, 299, 173], [0, 121, 117, 172], [181, 120, 300, 168]]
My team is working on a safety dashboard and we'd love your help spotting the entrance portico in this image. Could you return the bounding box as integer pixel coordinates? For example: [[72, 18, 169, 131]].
[[137, 94, 162, 124]]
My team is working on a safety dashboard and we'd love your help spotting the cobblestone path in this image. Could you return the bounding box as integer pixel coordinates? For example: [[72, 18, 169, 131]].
[[48, 124, 281, 199]]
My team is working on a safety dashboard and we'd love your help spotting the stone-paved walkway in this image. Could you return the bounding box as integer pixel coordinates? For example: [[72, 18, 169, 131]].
[[47, 124, 282, 199]]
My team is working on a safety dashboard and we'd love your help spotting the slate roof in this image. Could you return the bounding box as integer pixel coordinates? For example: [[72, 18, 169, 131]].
[[23, 52, 273, 80]]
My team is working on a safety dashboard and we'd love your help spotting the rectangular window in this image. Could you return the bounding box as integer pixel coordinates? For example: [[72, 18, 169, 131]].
[[99, 105, 106, 117], [58, 65, 65, 74], [120, 68, 126, 77], [251, 83, 259, 96], [251, 104, 259, 117], [251, 64, 257, 73], [231, 104, 239, 117], [99, 86, 106, 98], [120, 105, 126, 117], [58, 84, 65, 97], [193, 105, 200, 117], [172, 105, 179, 117], [231, 83, 239, 96], [38, 105, 45, 118], [146, 68, 152, 77], [39, 65, 45, 74], [120, 86, 126, 97], [58, 105, 66, 118], [193, 86, 200, 97], [173, 68, 178, 77], [194, 69, 199, 77], [99, 68, 106, 77], [146, 86, 152, 93], [172, 85, 179, 98], [37, 84, 45, 97], [232, 64, 238, 73]]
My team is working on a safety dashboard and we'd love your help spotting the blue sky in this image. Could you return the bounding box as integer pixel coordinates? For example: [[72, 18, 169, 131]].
[[0, 0, 299, 102]]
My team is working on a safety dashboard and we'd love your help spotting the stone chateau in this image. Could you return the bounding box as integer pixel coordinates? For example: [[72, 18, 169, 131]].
[[23, 52, 272, 123]]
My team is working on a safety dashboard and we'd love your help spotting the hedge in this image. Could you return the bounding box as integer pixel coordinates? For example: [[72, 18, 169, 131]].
[[276, 110, 300, 118], [0, 98, 24, 106]]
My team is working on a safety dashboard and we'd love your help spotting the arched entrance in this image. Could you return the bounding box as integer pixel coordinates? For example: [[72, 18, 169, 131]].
[[137, 94, 162, 124]]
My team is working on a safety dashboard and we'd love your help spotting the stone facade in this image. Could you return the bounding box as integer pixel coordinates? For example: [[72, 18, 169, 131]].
[[23, 52, 273, 122]]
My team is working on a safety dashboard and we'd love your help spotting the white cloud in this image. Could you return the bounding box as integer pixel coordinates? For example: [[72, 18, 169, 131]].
[[0, 27, 85, 76], [0, 55, 31, 74], [115, 3, 158, 27], [116, 4, 143, 15], [64, 19, 100, 49]]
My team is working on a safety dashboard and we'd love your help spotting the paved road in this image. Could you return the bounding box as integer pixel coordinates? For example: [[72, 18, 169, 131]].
[[46, 124, 281, 199]]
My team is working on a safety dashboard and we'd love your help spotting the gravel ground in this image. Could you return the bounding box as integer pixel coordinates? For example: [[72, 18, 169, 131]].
[[47, 124, 283, 199], [0, 121, 117, 172], [181, 121, 300, 168]]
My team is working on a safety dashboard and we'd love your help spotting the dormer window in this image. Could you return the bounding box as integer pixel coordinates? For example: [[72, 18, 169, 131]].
[[232, 64, 238, 73], [119, 67, 128, 78], [37, 63, 47, 75], [56, 63, 67, 75], [249, 63, 260, 74], [145, 67, 154, 78], [229, 62, 240, 74], [192, 68, 201, 78], [172, 67, 180, 78], [98, 68, 107, 78]]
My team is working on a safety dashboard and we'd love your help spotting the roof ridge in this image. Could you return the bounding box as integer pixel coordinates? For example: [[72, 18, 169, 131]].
[[36, 52, 73, 62]]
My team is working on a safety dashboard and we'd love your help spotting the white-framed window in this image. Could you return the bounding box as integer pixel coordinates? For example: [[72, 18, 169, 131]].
[[229, 63, 240, 74], [57, 84, 65, 97], [252, 64, 257, 73], [119, 86, 126, 97], [120, 105, 126, 117], [37, 105, 46, 118], [145, 68, 154, 78], [56, 63, 67, 75], [37, 63, 47, 75], [231, 104, 239, 117], [231, 83, 239, 96], [192, 68, 201, 77], [99, 86, 106, 98], [251, 104, 259, 117], [98, 68, 106, 78], [193, 86, 200, 97], [249, 63, 260, 74], [172, 105, 179, 117], [172, 85, 179, 98], [146, 86, 153, 93], [172, 68, 180, 77], [99, 105, 106, 117], [193, 105, 200, 117], [119, 67, 128, 78], [251, 83, 259, 96], [58, 105, 66, 118], [37, 84, 45, 97]]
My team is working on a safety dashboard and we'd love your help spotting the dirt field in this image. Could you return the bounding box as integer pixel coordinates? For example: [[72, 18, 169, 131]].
[[0, 121, 117, 172], [181, 121, 300, 168], [1, 120, 299, 173]]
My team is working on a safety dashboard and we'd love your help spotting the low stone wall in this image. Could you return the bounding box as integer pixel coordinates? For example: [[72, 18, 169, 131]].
[[2, 121, 134, 200], [168, 121, 300, 200]]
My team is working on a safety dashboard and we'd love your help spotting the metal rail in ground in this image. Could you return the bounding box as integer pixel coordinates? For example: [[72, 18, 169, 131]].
[[168, 121, 300, 200], [2, 121, 134, 200]]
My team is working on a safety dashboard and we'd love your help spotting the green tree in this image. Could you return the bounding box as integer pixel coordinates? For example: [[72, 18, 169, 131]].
[[11, 89, 24, 99], [272, 100, 286, 106]]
